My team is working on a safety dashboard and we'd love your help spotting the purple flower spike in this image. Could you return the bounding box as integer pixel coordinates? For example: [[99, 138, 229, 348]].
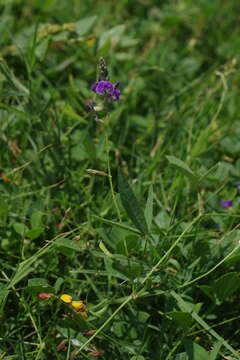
[[236, 183, 240, 190], [91, 80, 120, 101], [220, 200, 233, 208]]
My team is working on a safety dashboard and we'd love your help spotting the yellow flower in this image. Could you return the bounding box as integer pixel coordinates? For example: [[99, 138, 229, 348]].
[[60, 294, 72, 303], [60, 294, 88, 319], [71, 301, 88, 319], [71, 300, 85, 311]]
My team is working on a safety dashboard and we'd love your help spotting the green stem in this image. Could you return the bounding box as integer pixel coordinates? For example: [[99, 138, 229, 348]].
[[104, 118, 121, 222]]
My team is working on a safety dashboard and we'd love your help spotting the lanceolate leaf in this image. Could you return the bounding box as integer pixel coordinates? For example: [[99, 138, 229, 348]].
[[144, 184, 154, 229], [75, 16, 98, 36], [166, 155, 197, 181], [118, 170, 148, 234], [191, 121, 217, 157]]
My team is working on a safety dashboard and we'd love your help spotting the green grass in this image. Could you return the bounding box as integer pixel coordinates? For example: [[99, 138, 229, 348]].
[[1, 0, 240, 359]]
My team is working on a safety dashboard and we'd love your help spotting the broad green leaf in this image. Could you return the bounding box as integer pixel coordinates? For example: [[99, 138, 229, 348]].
[[184, 340, 210, 360], [30, 212, 43, 229], [13, 222, 29, 236], [27, 278, 54, 295], [168, 311, 192, 329], [75, 16, 97, 36], [154, 210, 171, 229], [214, 272, 240, 302], [26, 227, 44, 240], [144, 184, 154, 229], [118, 170, 148, 234], [138, 311, 150, 322], [28, 278, 49, 287], [166, 155, 197, 181]]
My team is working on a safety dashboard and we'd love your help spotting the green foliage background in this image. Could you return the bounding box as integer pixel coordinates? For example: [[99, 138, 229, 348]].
[[0, 0, 240, 359]]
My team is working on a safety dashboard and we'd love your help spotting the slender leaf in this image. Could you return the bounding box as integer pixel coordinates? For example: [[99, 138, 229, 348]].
[[191, 122, 217, 157], [93, 215, 141, 234], [118, 170, 148, 234], [166, 155, 197, 181], [99, 241, 113, 257], [144, 184, 154, 229]]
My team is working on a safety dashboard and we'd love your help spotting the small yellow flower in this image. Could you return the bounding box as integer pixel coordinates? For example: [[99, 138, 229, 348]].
[[60, 294, 72, 303], [60, 294, 88, 319], [71, 301, 85, 311], [71, 301, 88, 319]]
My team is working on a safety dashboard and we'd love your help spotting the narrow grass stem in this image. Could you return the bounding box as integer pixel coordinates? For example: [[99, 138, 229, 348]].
[[107, 156, 121, 223], [105, 122, 121, 222]]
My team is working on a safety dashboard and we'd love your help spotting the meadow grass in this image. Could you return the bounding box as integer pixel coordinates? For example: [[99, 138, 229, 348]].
[[0, 0, 240, 359]]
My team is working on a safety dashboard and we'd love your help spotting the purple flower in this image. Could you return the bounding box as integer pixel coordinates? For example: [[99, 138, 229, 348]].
[[91, 80, 120, 101], [220, 200, 233, 208], [236, 183, 240, 190]]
